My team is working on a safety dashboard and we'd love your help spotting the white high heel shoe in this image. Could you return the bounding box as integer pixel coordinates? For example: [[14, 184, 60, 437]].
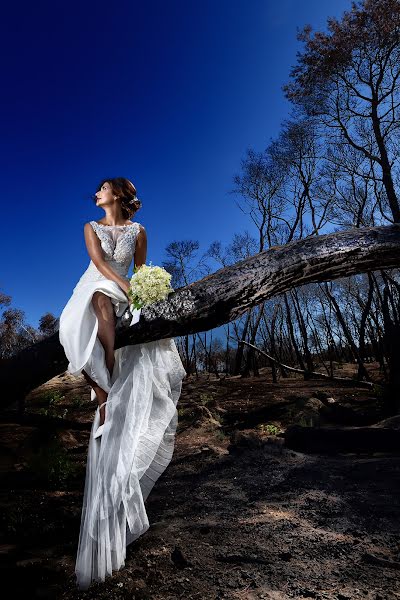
[[94, 401, 107, 439]]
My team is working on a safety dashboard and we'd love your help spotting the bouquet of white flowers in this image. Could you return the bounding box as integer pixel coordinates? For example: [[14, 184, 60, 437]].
[[127, 261, 174, 313]]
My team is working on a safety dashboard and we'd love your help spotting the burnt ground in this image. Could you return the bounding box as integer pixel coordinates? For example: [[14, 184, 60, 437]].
[[0, 363, 399, 600]]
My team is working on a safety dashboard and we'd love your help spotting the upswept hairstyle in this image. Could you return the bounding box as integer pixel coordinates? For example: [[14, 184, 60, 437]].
[[92, 177, 142, 219]]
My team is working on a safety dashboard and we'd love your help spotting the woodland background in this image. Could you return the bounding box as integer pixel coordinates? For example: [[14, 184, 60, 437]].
[[1, 2, 400, 597]]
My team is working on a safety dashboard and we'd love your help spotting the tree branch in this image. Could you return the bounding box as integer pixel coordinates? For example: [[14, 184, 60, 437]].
[[1, 224, 399, 406]]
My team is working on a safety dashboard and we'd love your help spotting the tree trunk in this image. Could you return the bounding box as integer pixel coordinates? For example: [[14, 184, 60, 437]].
[[291, 289, 314, 375], [381, 283, 400, 414], [322, 283, 370, 382], [283, 292, 305, 371], [357, 274, 374, 379], [243, 302, 265, 377], [1, 224, 400, 406], [233, 308, 253, 375], [371, 102, 400, 223]]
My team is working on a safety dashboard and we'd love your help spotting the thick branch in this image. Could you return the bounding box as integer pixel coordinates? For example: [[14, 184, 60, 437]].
[[1, 224, 399, 406]]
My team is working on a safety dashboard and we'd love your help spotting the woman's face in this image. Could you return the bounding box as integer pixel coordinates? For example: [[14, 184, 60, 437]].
[[95, 182, 115, 206]]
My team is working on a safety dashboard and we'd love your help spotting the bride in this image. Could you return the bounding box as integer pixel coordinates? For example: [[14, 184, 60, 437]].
[[58, 177, 186, 590]]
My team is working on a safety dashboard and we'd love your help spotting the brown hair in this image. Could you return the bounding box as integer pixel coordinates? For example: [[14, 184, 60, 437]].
[[92, 177, 142, 219]]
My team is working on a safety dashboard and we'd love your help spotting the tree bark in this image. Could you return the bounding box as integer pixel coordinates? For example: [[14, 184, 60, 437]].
[[1, 224, 400, 407]]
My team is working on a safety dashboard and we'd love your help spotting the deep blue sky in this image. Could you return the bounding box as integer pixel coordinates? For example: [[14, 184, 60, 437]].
[[2, 0, 351, 329]]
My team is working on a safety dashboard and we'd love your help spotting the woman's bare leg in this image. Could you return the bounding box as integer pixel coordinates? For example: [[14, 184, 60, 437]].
[[82, 291, 117, 425], [92, 291, 117, 379]]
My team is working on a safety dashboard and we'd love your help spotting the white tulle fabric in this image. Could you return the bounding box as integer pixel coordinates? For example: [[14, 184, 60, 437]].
[[58, 221, 186, 590]]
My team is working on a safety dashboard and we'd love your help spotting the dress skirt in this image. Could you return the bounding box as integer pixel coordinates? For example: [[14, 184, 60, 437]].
[[59, 277, 186, 590]]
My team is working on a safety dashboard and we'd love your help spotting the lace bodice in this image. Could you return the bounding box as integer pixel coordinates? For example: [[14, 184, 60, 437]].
[[73, 221, 141, 289], [90, 221, 140, 266]]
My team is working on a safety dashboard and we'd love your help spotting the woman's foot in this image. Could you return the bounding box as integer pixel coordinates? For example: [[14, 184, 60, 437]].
[[98, 399, 107, 426], [94, 401, 107, 439]]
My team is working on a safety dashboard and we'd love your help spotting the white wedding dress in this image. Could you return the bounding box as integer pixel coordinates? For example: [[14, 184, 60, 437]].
[[58, 220, 186, 590]]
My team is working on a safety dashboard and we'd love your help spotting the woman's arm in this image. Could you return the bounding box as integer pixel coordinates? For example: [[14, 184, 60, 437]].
[[134, 225, 147, 269], [83, 223, 131, 293]]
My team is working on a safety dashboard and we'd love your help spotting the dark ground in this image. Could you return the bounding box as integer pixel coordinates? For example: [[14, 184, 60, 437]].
[[1, 363, 399, 600]]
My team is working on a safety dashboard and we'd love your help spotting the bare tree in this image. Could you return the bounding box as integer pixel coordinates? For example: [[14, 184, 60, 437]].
[[283, 0, 400, 223], [38, 313, 59, 338]]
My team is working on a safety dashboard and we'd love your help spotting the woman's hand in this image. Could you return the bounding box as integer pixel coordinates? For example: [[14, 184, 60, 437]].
[[120, 279, 132, 304]]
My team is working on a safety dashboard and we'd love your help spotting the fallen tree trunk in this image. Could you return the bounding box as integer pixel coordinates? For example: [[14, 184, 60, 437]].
[[0, 409, 92, 432], [284, 424, 400, 454], [1, 224, 400, 407], [233, 338, 378, 388]]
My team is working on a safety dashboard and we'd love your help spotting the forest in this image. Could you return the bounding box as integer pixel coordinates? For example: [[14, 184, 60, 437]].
[[1, 1, 400, 598]]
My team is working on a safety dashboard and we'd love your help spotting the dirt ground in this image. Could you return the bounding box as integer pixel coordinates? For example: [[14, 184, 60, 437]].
[[0, 363, 399, 600]]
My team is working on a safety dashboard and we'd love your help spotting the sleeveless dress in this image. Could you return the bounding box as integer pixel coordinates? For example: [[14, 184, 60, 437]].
[[58, 221, 186, 590]]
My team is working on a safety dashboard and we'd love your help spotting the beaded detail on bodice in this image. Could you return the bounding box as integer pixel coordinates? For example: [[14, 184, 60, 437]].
[[73, 221, 141, 289], [90, 221, 140, 268]]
